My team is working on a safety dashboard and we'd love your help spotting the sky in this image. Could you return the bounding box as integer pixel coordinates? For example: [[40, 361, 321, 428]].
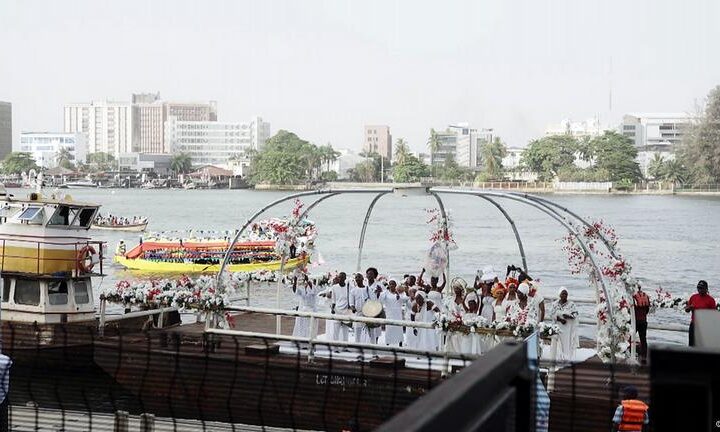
[[1, 0, 719, 152]]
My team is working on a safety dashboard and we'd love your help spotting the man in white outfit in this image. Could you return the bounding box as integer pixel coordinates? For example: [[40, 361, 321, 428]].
[[349, 273, 372, 344], [328, 272, 351, 343]]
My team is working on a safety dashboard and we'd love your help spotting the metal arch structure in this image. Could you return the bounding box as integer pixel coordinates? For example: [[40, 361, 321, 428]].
[[216, 186, 631, 362], [430, 188, 625, 362]]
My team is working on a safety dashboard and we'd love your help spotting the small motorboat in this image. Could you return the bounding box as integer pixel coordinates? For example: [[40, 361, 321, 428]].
[[92, 221, 149, 232], [59, 181, 98, 189]]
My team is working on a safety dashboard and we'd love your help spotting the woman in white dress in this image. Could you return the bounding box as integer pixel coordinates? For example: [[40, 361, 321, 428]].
[[549, 287, 579, 362], [422, 291, 443, 351], [460, 292, 481, 355], [405, 288, 420, 349], [444, 281, 467, 353], [380, 280, 406, 346], [493, 288, 507, 323], [291, 275, 320, 339]]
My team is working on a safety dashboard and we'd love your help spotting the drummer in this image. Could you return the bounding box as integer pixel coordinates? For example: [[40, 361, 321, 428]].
[[328, 272, 351, 343], [365, 267, 384, 344]]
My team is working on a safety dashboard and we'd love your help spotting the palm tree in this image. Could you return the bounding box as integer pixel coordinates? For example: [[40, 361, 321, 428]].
[[170, 153, 193, 176], [481, 137, 508, 180], [662, 159, 688, 184], [394, 138, 411, 166], [55, 147, 74, 169], [427, 129, 441, 177], [647, 153, 666, 180]]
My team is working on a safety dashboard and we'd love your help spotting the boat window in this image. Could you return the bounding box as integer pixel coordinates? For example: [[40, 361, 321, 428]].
[[14, 279, 40, 306], [48, 205, 71, 226], [17, 207, 44, 224], [48, 280, 69, 305], [1, 278, 9, 302], [78, 208, 96, 228], [74, 280, 90, 304]]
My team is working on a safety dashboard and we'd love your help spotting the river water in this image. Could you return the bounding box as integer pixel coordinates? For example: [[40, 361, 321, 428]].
[[17, 188, 720, 344]]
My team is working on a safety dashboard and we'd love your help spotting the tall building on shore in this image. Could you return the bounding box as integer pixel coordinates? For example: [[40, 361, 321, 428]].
[[132, 92, 218, 154], [0, 101, 11, 159], [165, 116, 270, 167], [63, 100, 133, 156], [545, 117, 606, 138], [428, 123, 492, 170], [620, 113, 694, 177], [363, 125, 392, 160], [19, 132, 87, 168]]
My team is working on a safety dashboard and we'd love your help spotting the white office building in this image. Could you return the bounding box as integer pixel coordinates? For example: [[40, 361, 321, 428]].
[[545, 118, 606, 138], [329, 149, 367, 180], [19, 132, 87, 169], [64, 101, 133, 156], [621, 113, 694, 177], [429, 123, 492, 170], [165, 117, 270, 167]]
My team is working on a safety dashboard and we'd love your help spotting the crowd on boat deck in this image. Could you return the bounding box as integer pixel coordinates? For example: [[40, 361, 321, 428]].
[[95, 213, 147, 226], [287, 265, 580, 358]]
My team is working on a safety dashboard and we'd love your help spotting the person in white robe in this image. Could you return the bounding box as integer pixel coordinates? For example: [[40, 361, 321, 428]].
[[422, 291, 442, 351], [364, 267, 384, 343], [493, 288, 507, 323], [291, 275, 320, 339], [460, 292, 482, 355], [478, 282, 495, 323], [549, 287, 579, 362], [328, 272, 352, 343], [444, 280, 467, 353], [380, 280, 406, 346], [349, 273, 372, 344], [404, 287, 420, 349]]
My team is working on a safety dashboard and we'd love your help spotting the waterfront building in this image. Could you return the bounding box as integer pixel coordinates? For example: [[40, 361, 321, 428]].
[[545, 117, 606, 138], [132, 93, 219, 154], [64, 100, 133, 156], [329, 148, 367, 180], [621, 113, 694, 177], [117, 152, 172, 175], [429, 123, 492, 170], [19, 132, 87, 169], [364, 125, 392, 160], [165, 117, 269, 167], [0, 101, 11, 159]]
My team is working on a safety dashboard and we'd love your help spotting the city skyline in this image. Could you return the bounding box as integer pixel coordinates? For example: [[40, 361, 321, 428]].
[[1, 0, 719, 153]]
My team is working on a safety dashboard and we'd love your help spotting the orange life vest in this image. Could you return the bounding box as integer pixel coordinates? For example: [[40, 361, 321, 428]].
[[618, 399, 648, 431]]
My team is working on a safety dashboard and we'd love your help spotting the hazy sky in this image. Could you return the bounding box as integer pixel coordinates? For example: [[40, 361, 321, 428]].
[[1, 0, 718, 152]]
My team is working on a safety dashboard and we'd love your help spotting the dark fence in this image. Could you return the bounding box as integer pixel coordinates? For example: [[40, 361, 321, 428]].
[[0, 320, 473, 431]]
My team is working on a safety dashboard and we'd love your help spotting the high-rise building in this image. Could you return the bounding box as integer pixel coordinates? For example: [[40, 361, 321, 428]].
[[165, 117, 269, 167], [250, 116, 271, 149], [620, 113, 694, 177], [429, 123, 492, 170], [0, 101, 11, 159], [19, 132, 87, 168], [64, 101, 133, 156], [363, 125, 392, 160], [131, 93, 218, 154]]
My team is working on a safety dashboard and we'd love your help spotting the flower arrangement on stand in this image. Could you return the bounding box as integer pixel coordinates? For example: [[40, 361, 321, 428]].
[[562, 219, 637, 362], [424, 208, 458, 278]]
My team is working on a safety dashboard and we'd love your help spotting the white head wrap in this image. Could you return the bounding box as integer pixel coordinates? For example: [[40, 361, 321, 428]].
[[481, 265, 498, 283], [465, 292, 479, 303], [415, 290, 427, 299], [518, 282, 530, 296], [558, 286, 568, 297]]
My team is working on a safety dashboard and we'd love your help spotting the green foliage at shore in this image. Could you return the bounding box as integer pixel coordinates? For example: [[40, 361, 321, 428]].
[[392, 153, 429, 182], [1, 152, 39, 175], [86, 152, 117, 172], [250, 130, 338, 185], [170, 153, 193, 175], [679, 85, 720, 184], [523, 131, 641, 182]]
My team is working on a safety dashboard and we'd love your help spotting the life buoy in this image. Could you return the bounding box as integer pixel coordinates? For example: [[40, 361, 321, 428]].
[[78, 245, 100, 273]]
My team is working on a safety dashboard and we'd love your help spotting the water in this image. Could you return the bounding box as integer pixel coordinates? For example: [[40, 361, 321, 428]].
[[16, 188, 720, 343]]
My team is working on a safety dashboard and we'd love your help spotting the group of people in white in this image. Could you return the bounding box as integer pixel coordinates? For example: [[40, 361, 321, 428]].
[[95, 214, 147, 226], [288, 265, 581, 360]]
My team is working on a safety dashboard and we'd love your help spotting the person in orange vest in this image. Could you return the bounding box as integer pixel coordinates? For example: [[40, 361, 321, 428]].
[[612, 385, 649, 432]]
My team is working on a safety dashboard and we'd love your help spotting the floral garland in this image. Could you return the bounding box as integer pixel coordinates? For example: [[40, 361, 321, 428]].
[[426, 208, 457, 246], [436, 312, 561, 339], [268, 199, 318, 258], [562, 219, 636, 362]]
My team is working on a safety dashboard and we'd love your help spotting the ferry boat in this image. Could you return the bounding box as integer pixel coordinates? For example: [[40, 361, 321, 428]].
[[113, 238, 308, 273]]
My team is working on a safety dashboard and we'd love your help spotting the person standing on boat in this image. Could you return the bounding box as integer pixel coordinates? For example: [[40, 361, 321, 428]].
[[611, 385, 649, 432], [328, 272, 351, 343], [461, 292, 481, 355], [365, 267, 384, 343], [349, 273, 372, 344], [404, 286, 420, 349], [380, 280, 406, 346], [291, 274, 320, 340], [411, 290, 438, 351], [478, 280, 495, 323], [632, 284, 651, 362], [684, 280, 716, 346], [493, 287, 507, 323], [549, 287, 579, 362]]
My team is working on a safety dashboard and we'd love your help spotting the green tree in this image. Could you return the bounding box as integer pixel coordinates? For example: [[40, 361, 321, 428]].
[[1, 152, 39, 175], [480, 137, 508, 180], [521, 135, 579, 181], [427, 129, 441, 177], [394, 138, 411, 166], [586, 131, 642, 182], [661, 159, 689, 184], [439, 154, 467, 182], [647, 153, 666, 180], [392, 153, 429, 183], [679, 85, 720, 183], [170, 153, 193, 175], [348, 159, 378, 182], [86, 152, 116, 171], [55, 147, 75, 170]]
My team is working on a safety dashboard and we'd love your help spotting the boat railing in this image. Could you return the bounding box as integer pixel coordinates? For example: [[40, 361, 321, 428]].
[[0, 234, 105, 276]]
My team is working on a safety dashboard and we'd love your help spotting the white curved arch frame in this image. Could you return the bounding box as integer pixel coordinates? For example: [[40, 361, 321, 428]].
[[216, 187, 630, 361]]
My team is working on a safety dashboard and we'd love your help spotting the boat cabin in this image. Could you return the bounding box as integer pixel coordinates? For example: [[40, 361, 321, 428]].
[[0, 189, 104, 324]]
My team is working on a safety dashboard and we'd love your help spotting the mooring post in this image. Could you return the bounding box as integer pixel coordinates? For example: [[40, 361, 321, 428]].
[[114, 410, 129, 432], [140, 413, 155, 432]]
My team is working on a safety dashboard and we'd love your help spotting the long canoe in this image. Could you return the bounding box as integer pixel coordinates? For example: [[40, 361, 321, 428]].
[[114, 255, 308, 273], [92, 222, 148, 232]]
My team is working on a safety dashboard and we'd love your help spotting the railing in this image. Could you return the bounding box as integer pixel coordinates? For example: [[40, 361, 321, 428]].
[[0, 234, 105, 276], [674, 183, 720, 192]]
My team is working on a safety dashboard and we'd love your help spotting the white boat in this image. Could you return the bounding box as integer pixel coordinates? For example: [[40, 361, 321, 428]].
[[92, 221, 148, 232], [59, 181, 98, 189]]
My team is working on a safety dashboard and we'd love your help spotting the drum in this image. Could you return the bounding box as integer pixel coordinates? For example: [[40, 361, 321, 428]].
[[337, 308, 354, 328], [361, 300, 386, 328]]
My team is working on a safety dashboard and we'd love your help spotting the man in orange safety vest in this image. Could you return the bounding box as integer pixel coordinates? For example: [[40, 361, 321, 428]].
[[612, 385, 649, 432]]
